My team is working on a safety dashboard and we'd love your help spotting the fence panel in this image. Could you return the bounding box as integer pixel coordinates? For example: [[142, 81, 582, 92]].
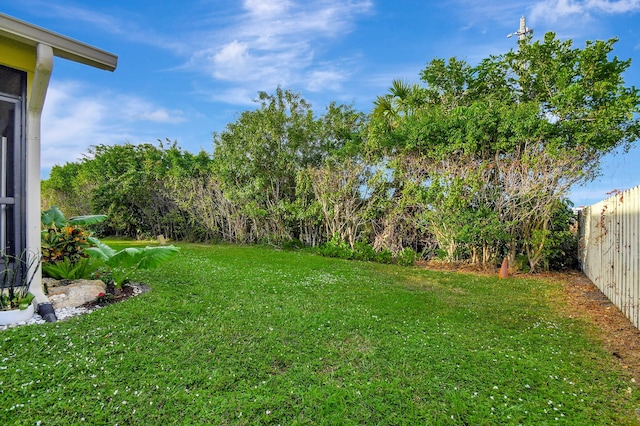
[[578, 185, 640, 330]]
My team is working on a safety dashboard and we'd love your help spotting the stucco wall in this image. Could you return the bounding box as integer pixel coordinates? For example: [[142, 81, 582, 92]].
[[0, 35, 36, 98]]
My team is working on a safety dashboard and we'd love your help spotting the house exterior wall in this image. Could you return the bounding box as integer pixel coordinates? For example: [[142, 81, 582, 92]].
[[0, 35, 36, 99], [1, 13, 116, 321], [0, 34, 45, 307]]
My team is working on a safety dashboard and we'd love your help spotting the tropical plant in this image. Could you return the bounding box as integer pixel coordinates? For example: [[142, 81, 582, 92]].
[[0, 250, 40, 311], [41, 256, 104, 281], [86, 239, 180, 289], [41, 206, 107, 266]]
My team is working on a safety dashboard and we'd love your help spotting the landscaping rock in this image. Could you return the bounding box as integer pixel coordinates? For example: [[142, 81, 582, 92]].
[[45, 279, 107, 309]]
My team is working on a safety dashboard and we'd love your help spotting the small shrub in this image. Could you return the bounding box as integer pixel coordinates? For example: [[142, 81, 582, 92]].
[[41, 257, 104, 280], [374, 249, 393, 264], [318, 236, 393, 264], [95, 292, 114, 305], [513, 254, 530, 273], [41, 226, 92, 265], [395, 247, 416, 267], [281, 238, 304, 250], [435, 249, 448, 260], [318, 235, 353, 259], [352, 241, 377, 261]]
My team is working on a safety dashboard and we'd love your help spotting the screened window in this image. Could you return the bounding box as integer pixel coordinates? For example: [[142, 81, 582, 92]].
[[0, 64, 26, 258]]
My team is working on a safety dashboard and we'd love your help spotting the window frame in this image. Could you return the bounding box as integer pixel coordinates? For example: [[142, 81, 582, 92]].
[[0, 65, 27, 260]]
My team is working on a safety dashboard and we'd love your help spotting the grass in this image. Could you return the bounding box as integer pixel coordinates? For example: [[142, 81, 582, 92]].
[[1, 242, 639, 424]]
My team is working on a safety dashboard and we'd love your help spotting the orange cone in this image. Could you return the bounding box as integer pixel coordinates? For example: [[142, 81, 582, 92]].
[[499, 257, 509, 279]]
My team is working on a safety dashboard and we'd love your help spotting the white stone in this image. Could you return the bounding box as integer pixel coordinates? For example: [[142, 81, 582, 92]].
[[46, 279, 107, 309], [1, 283, 146, 331]]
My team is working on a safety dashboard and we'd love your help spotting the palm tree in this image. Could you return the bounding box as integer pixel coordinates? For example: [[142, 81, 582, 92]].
[[372, 79, 424, 128]]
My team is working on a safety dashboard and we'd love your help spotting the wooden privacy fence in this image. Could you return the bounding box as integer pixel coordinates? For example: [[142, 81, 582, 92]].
[[578, 185, 640, 330]]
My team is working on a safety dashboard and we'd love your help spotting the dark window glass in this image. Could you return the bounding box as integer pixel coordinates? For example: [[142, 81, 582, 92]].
[[0, 65, 25, 97], [0, 65, 26, 258]]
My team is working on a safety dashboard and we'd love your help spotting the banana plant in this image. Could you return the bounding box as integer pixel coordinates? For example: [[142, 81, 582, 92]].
[[41, 206, 107, 229], [86, 238, 180, 289]]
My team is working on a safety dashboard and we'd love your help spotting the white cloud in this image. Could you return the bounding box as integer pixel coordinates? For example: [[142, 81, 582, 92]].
[[185, 0, 373, 104], [40, 80, 186, 172], [135, 109, 185, 124], [306, 69, 348, 92], [209, 88, 260, 106], [47, 3, 122, 32], [118, 97, 186, 124], [530, 0, 640, 23], [212, 41, 252, 80], [586, 0, 640, 13], [19, 0, 373, 106], [530, 0, 583, 22], [243, 0, 293, 18]]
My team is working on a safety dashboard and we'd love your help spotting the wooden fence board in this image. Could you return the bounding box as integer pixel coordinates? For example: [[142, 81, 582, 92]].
[[579, 185, 640, 330]]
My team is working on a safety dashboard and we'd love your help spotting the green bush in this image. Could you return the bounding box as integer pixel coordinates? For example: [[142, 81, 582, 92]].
[[41, 257, 104, 280], [513, 254, 531, 273], [374, 249, 393, 264], [318, 235, 393, 264], [41, 225, 92, 265], [352, 241, 376, 261], [281, 238, 304, 250], [528, 200, 579, 271], [395, 247, 416, 266], [318, 235, 353, 259]]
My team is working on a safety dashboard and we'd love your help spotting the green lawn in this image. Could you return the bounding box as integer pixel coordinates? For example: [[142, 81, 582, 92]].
[[2, 243, 638, 425]]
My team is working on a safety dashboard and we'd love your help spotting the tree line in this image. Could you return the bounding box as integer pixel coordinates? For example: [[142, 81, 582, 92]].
[[42, 33, 640, 272]]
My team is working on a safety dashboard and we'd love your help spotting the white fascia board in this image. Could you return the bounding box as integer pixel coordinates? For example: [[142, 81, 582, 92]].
[[0, 13, 117, 71]]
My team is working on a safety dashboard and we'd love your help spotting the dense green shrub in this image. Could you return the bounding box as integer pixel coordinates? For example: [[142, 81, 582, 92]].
[[318, 234, 353, 259], [394, 247, 416, 266], [529, 200, 579, 271], [318, 235, 394, 264]]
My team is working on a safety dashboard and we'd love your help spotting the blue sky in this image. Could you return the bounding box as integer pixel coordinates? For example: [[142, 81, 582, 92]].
[[2, 0, 639, 206]]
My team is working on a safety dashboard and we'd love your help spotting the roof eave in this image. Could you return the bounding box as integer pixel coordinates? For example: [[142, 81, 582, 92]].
[[0, 13, 117, 71]]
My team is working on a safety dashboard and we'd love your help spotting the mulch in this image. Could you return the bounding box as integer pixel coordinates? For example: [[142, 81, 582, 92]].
[[556, 270, 640, 381], [79, 283, 139, 309]]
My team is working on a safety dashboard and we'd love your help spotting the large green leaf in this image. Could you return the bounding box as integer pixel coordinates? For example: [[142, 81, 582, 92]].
[[87, 242, 179, 271], [135, 246, 181, 270], [86, 238, 117, 261], [18, 292, 34, 310], [41, 206, 67, 229], [105, 247, 145, 269], [68, 215, 107, 226], [103, 246, 180, 270]]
